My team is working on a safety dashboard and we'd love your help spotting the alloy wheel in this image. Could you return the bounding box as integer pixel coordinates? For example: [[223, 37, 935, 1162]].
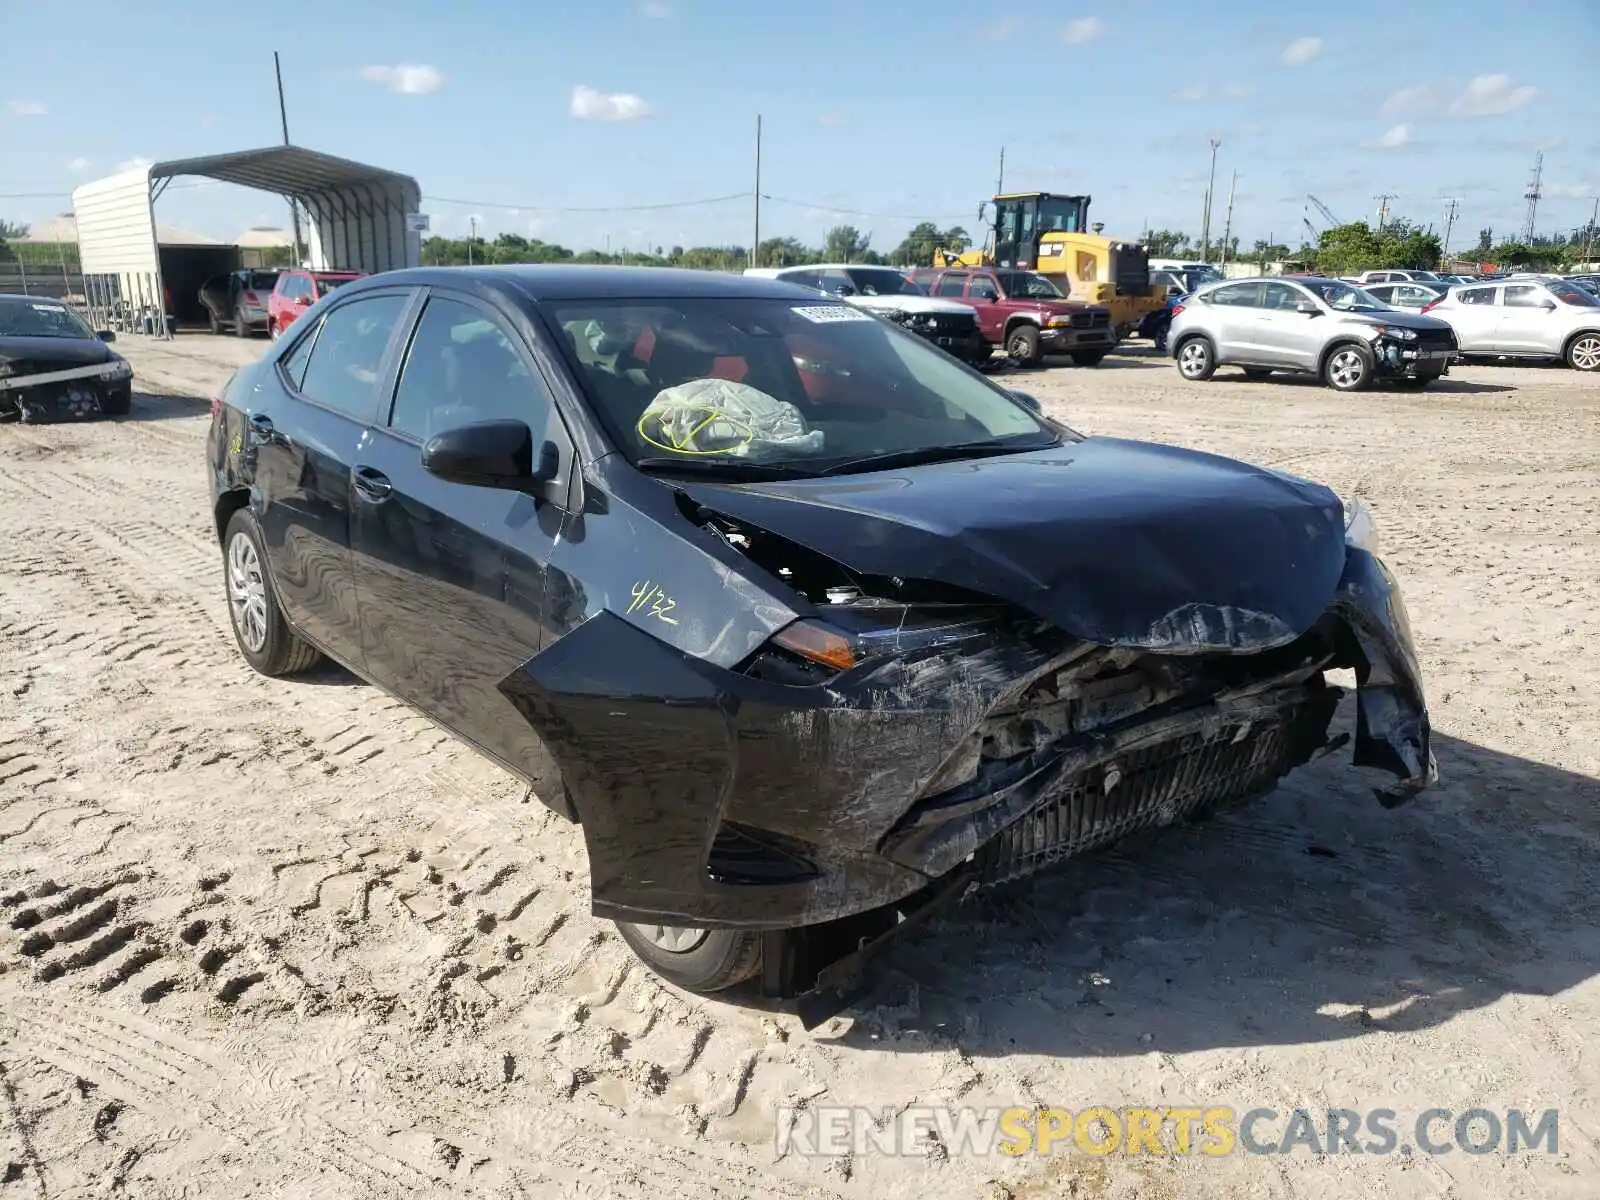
[[1328, 348, 1367, 389], [1570, 335, 1600, 371], [1178, 341, 1209, 378], [226, 531, 270, 653], [626, 923, 709, 953]]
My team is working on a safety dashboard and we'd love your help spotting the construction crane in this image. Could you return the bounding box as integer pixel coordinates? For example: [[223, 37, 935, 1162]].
[[1302, 193, 1342, 243]]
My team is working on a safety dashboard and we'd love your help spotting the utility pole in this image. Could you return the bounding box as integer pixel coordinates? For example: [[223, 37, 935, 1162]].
[[996, 145, 1006, 196], [273, 51, 305, 266], [468, 215, 477, 265], [1374, 193, 1397, 232], [1521, 151, 1543, 244], [1583, 196, 1598, 268], [1440, 197, 1461, 259], [751, 114, 762, 268], [1200, 137, 1221, 262], [1219, 169, 1238, 266]]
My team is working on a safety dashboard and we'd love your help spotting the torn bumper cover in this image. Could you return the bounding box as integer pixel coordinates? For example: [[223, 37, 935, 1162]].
[[501, 543, 1434, 933], [0, 360, 132, 423]]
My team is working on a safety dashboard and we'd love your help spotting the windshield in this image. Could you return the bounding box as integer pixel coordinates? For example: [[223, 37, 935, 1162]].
[[996, 271, 1065, 299], [1548, 281, 1600, 307], [843, 268, 926, 297], [314, 275, 358, 294], [248, 271, 280, 291], [1036, 196, 1086, 233], [0, 298, 95, 339], [1299, 280, 1387, 312], [553, 298, 1057, 474]]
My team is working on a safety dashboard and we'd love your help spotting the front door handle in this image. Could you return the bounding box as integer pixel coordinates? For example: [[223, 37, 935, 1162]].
[[353, 466, 393, 503]]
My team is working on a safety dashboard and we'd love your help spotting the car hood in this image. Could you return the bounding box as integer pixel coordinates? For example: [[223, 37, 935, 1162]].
[[682, 437, 1349, 652], [1344, 309, 1453, 332], [851, 295, 975, 317], [0, 335, 114, 370]]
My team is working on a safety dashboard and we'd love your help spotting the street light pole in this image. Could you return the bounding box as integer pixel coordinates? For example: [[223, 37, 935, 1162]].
[[1200, 138, 1221, 263]]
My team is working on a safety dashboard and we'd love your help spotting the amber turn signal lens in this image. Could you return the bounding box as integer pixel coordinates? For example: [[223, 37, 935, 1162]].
[[771, 620, 857, 671]]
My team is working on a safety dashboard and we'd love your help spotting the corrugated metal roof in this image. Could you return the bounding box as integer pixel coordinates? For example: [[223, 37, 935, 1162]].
[[150, 145, 417, 198]]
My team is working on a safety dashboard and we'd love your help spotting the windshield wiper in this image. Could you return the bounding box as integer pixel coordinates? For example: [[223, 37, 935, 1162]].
[[815, 435, 1052, 477], [635, 456, 819, 480]]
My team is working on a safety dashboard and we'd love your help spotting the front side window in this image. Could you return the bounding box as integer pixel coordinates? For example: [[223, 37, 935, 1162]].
[[778, 270, 825, 292], [1299, 280, 1384, 311], [934, 274, 967, 297], [294, 293, 409, 418], [1261, 282, 1307, 310], [968, 276, 1000, 300], [389, 296, 548, 441], [997, 271, 1065, 299], [551, 298, 1058, 475], [1504, 285, 1545, 308]]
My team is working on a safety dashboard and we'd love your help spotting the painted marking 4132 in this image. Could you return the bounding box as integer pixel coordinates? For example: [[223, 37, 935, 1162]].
[[627, 580, 679, 625]]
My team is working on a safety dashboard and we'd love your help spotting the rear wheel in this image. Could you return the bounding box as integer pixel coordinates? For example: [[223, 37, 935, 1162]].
[[1176, 336, 1215, 380], [1071, 349, 1106, 367], [207, 309, 221, 335], [614, 921, 763, 993], [223, 508, 322, 677], [1005, 324, 1043, 365], [234, 310, 248, 338], [1242, 367, 1274, 381], [1323, 343, 1374, 392], [1566, 333, 1600, 371]]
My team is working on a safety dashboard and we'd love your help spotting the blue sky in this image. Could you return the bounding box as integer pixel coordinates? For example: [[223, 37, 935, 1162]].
[[3, 0, 1598, 256]]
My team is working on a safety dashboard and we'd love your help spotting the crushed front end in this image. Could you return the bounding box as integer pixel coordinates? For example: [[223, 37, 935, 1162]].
[[1368, 322, 1459, 381], [0, 358, 132, 423]]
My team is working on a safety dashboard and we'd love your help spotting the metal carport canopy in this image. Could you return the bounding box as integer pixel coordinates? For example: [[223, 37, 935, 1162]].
[[147, 144, 422, 275]]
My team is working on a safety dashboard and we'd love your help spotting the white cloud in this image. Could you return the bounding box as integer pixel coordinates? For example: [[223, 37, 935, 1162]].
[[1450, 73, 1535, 117], [1382, 83, 1443, 114], [1062, 17, 1104, 45], [359, 64, 444, 95], [1547, 181, 1596, 199], [1282, 37, 1322, 66], [983, 17, 1019, 39], [67, 157, 91, 172], [639, 1, 671, 14], [815, 113, 846, 127], [1174, 82, 1253, 103], [570, 84, 652, 121], [1374, 123, 1411, 149], [6, 99, 47, 116]]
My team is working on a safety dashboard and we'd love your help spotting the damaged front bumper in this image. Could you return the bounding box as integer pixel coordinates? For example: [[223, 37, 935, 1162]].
[[503, 545, 1435, 935], [0, 361, 131, 423], [1372, 332, 1458, 380]]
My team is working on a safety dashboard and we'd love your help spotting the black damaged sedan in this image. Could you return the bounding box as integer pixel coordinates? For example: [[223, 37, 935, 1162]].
[[207, 266, 1435, 1019], [0, 294, 132, 423]]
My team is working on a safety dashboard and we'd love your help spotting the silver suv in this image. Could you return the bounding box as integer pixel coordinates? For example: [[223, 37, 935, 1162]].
[[1421, 278, 1600, 371], [1168, 276, 1459, 391]]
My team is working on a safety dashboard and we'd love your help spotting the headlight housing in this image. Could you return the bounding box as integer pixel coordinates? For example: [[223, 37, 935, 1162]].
[[1342, 496, 1379, 553], [1371, 325, 1418, 342], [99, 358, 132, 381]]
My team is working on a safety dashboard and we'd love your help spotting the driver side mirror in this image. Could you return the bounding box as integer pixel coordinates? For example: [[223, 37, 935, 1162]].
[[95, 330, 116, 343], [1295, 301, 1321, 316], [422, 420, 560, 495], [1007, 389, 1043, 413]]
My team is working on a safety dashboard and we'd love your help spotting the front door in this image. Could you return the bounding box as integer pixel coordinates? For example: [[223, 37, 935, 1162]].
[[1493, 284, 1554, 353], [1247, 281, 1325, 368], [349, 289, 575, 784], [250, 288, 413, 664]]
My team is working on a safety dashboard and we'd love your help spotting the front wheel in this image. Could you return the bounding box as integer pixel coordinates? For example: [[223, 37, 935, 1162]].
[[1071, 349, 1106, 367], [1323, 343, 1374, 392], [1176, 337, 1215, 380], [207, 310, 221, 335], [234, 311, 249, 338], [222, 508, 322, 677], [269, 319, 282, 342], [614, 921, 763, 993], [1005, 325, 1043, 365], [1566, 333, 1600, 372]]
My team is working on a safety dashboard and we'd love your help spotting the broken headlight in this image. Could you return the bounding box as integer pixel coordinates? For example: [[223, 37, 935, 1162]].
[[1370, 325, 1419, 342], [750, 606, 1006, 683], [1342, 496, 1379, 553], [99, 358, 132, 381]]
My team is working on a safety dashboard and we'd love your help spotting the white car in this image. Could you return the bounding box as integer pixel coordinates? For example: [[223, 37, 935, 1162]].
[[1354, 269, 1444, 285], [743, 263, 988, 363], [1421, 277, 1600, 371]]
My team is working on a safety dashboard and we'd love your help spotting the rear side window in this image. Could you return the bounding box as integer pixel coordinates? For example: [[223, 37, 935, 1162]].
[[295, 293, 410, 418], [1208, 283, 1260, 307], [1458, 287, 1496, 306], [388, 295, 550, 442]]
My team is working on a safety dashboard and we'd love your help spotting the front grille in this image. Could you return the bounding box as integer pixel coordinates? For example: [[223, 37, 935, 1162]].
[[1414, 326, 1457, 351], [1069, 311, 1111, 329], [973, 718, 1296, 885], [911, 314, 975, 336]]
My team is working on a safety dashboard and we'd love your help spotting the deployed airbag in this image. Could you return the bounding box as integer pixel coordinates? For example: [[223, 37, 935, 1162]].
[[638, 378, 825, 459]]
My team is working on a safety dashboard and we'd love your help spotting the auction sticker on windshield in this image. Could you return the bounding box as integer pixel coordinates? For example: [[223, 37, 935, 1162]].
[[792, 305, 874, 323]]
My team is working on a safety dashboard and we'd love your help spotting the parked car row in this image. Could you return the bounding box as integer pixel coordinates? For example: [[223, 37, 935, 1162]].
[[198, 268, 365, 340]]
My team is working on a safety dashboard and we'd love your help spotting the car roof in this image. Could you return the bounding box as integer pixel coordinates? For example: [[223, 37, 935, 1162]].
[[766, 262, 903, 272], [346, 264, 819, 303]]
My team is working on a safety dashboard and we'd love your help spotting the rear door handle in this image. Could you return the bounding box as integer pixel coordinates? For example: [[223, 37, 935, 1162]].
[[353, 466, 393, 502]]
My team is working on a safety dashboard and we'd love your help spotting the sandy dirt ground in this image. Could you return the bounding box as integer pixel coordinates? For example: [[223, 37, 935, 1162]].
[[2, 333, 1597, 1199]]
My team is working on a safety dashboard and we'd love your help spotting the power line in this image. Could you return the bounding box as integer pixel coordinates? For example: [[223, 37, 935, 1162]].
[[421, 191, 751, 214], [758, 194, 974, 222]]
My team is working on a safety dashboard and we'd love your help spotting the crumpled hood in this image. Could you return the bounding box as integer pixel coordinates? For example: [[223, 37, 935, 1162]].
[[1345, 309, 1454, 333], [683, 437, 1350, 652], [0, 335, 114, 372], [851, 295, 976, 318]]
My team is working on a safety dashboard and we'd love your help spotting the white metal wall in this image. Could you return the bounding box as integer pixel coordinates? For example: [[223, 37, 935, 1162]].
[[298, 182, 421, 273], [70, 168, 159, 276]]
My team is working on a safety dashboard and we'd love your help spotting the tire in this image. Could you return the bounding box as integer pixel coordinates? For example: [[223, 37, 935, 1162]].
[[222, 508, 322, 678], [1071, 350, 1106, 367], [1323, 342, 1374, 392], [234, 310, 248, 338], [614, 921, 763, 994], [1566, 332, 1600, 372], [1176, 336, 1215, 381], [269, 319, 282, 342], [207, 309, 220, 335], [1242, 368, 1273, 381], [1005, 324, 1043, 365]]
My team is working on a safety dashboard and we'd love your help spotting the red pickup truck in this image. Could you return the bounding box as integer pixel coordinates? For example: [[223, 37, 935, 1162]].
[[908, 267, 1115, 366]]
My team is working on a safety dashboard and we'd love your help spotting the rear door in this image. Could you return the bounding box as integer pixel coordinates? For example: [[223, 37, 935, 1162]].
[[1199, 281, 1262, 360], [349, 288, 577, 783], [250, 287, 415, 664]]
